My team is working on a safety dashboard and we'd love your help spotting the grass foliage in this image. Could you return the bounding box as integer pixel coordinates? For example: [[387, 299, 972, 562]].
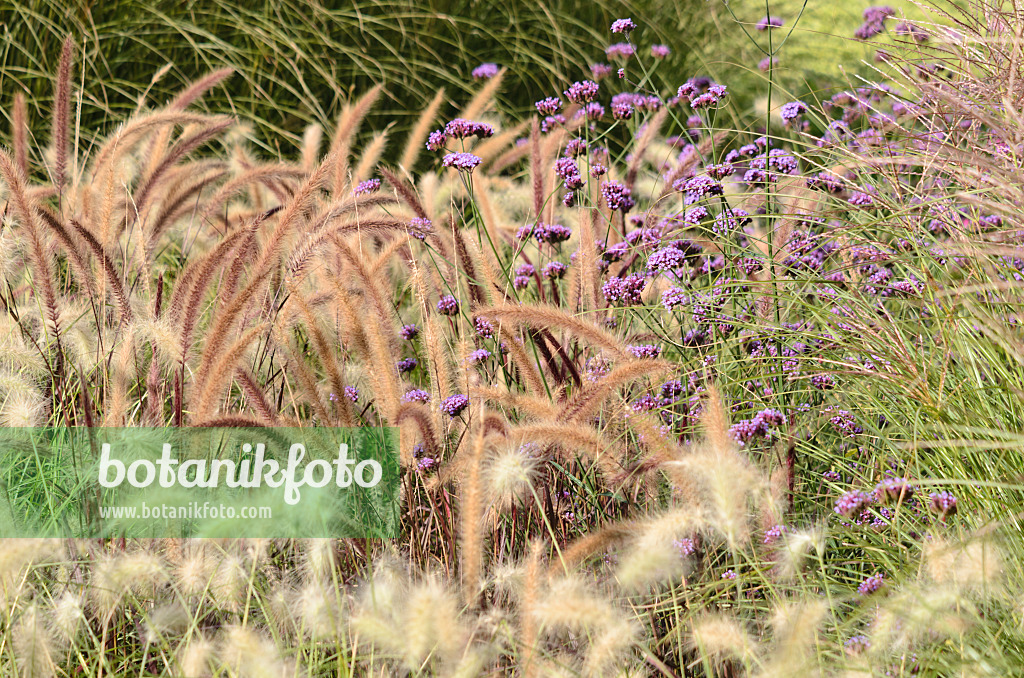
[[0, 0, 1022, 676]]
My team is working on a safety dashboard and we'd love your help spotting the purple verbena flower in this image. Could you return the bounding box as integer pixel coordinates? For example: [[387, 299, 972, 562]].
[[929, 491, 957, 519], [397, 358, 418, 373], [441, 152, 482, 172], [436, 294, 460, 315], [628, 344, 662, 359], [441, 393, 470, 416], [661, 287, 688, 310], [344, 386, 359, 403], [353, 178, 380, 195], [780, 100, 808, 122], [590, 63, 613, 79], [757, 15, 784, 30], [535, 97, 563, 116], [402, 389, 431, 403], [467, 348, 491, 363], [605, 43, 635, 60], [542, 261, 568, 278], [601, 180, 634, 212], [602, 273, 647, 305], [835, 490, 871, 518], [474, 316, 495, 338], [611, 17, 637, 33], [651, 44, 671, 58], [858, 573, 885, 595], [400, 324, 418, 340], [565, 80, 600, 104], [426, 130, 447, 151], [471, 62, 499, 79], [408, 217, 432, 240]]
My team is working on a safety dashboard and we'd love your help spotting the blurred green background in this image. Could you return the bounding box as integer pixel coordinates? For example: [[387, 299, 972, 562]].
[[0, 0, 926, 158]]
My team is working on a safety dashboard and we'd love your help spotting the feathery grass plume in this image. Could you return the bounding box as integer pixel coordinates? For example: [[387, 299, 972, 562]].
[[759, 600, 829, 678], [50, 35, 73, 192], [89, 551, 168, 617], [210, 554, 250, 614], [235, 368, 279, 425], [574, 208, 600, 312], [196, 163, 304, 229], [923, 535, 1004, 596], [381, 165, 429, 219], [486, 439, 542, 512], [459, 67, 505, 121], [473, 386, 558, 419], [177, 635, 216, 678], [0, 377, 47, 427], [68, 218, 133, 325], [300, 123, 323, 172], [12, 92, 28, 175], [616, 507, 706, 590], [191, 322, 268, 421], [355, 572, 468, 671], [669, 386, 763, 550], [0, 540, 59, 608], [288, 292, 352, 425], [0, 150, 62, 345], [13, 604, 58, 678], [690, 615, 758, 670], [299, 539, 337, 584], [476, 303, 627, 358], [47, 592, 84, 644], [625, 107, 668, 189], [330, 84, 383, 195], [218, 625, 296, 678], [395, 402, 440, 465], [412, 265, 453, 422], [497, 333, 546, 395], [285, 202, 402, 280], [207, 157, 335, 365], [581, 616, 639, 678], [460, 421, 488, 606], [529, 116, 544, 220], [173, 544, 216, 598], [531, 575, 618, 633], [510, 422, 622, 480], [101, 326, 138, 426], [400, 88, 446, 172], [518, 540, 544, 678], [143, 602, 191, 643], [292, 582, 342, 640], [550, 523, 636, 577], [774, 528, 825, 581], [560, 359, 673, 422], [353, 129, 390, 183]]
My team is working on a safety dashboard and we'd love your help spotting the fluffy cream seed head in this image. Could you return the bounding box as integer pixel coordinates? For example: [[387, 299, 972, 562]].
[[615, 507, 704, 590], [48, 592, 85, 643], [13, 603, 58, 678], [485, 442, 542, 510], [176, 636, 215, 678], [690, 615, 757, 666]]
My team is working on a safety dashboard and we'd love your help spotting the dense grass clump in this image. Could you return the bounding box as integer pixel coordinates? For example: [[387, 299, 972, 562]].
[[0, 0, 708, 157], [0, 0, 1022, 675]]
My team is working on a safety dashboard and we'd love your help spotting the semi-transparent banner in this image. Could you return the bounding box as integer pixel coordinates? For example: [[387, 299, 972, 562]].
[[0, 427, 399, 538]]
